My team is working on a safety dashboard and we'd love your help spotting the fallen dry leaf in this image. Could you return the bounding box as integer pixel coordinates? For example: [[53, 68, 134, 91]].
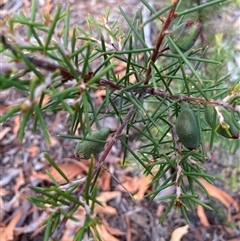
[[95, 89, 106, 98], [96, 223, 120, 241], [64, 158, 90, 173], [31, 171, 50, 182], [0, 188, 9, 197], [41, 0, 53, 13], [136, 175, 151, 201], [100, 171, 111, 191], [61, 235, 74, 241], [1, 208, 23, 241], [0, 103, 9, 115], [93, 191, 121, 215], [170, 225, 189, 241], [0, 228, 6, 241], [13, 115, 21, 136], [124, 214, 131, 241], [61, 207, 86, 240], [97, 191, 121, 203], [101, 219, 125, 236], [199, 179, 239, 220], [14, 169, 25, 194], [43, 163, 84, 184], [26, 145, 39, 157], [156, 204, 165, 218], [95, 203, 118, 215], [0, 127, 11, 140], [116, 175, 138, 194], [197, 204, 210, 227], [66, 206, 86, 228], [41, 95, 50, 106], [15, 212, 48, 237], [116, 175, 150, 201], [48, 136, 58, 147], [114, 61, 127, 72]]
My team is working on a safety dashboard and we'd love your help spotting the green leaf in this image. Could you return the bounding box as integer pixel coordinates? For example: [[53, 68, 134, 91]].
[[44, 152, 70, 183], [44, 5, 62, 54]]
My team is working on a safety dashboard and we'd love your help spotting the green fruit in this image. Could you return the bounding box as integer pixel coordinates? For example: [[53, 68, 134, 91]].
[[204, 104, 239, 139], [74, 127, 111, 159], [176, 102, 200, 150], [169, 20, 202, 54], [204, 104, 217, 129]]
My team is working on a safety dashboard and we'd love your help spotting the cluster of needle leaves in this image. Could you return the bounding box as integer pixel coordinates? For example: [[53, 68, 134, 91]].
[[0, 0, 239, 240]]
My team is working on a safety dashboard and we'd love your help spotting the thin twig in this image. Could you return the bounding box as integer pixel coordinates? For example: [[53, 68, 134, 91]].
[[99, 79, 239, 112], [103, 167, 137, 204], [2, 35, 238, 112], [144, 1, 178, 84]]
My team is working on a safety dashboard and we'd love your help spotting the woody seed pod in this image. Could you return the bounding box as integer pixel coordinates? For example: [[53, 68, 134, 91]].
[[169, 20, 202, 54], [74, 127, 111, 159], [176, 102, 200, 150]]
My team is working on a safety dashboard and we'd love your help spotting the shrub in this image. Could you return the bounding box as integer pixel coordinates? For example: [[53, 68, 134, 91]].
[[0, 0, 239, 239]]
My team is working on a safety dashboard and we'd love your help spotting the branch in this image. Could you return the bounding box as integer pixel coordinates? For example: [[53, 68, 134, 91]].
[[99, 79, 240, 112], [144, 1, 178, 84], [2, 34, 238, 113]]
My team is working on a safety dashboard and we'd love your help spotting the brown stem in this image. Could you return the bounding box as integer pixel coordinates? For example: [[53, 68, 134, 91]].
[[99, 79, 238, 112], [144, 2, 178, 84]]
